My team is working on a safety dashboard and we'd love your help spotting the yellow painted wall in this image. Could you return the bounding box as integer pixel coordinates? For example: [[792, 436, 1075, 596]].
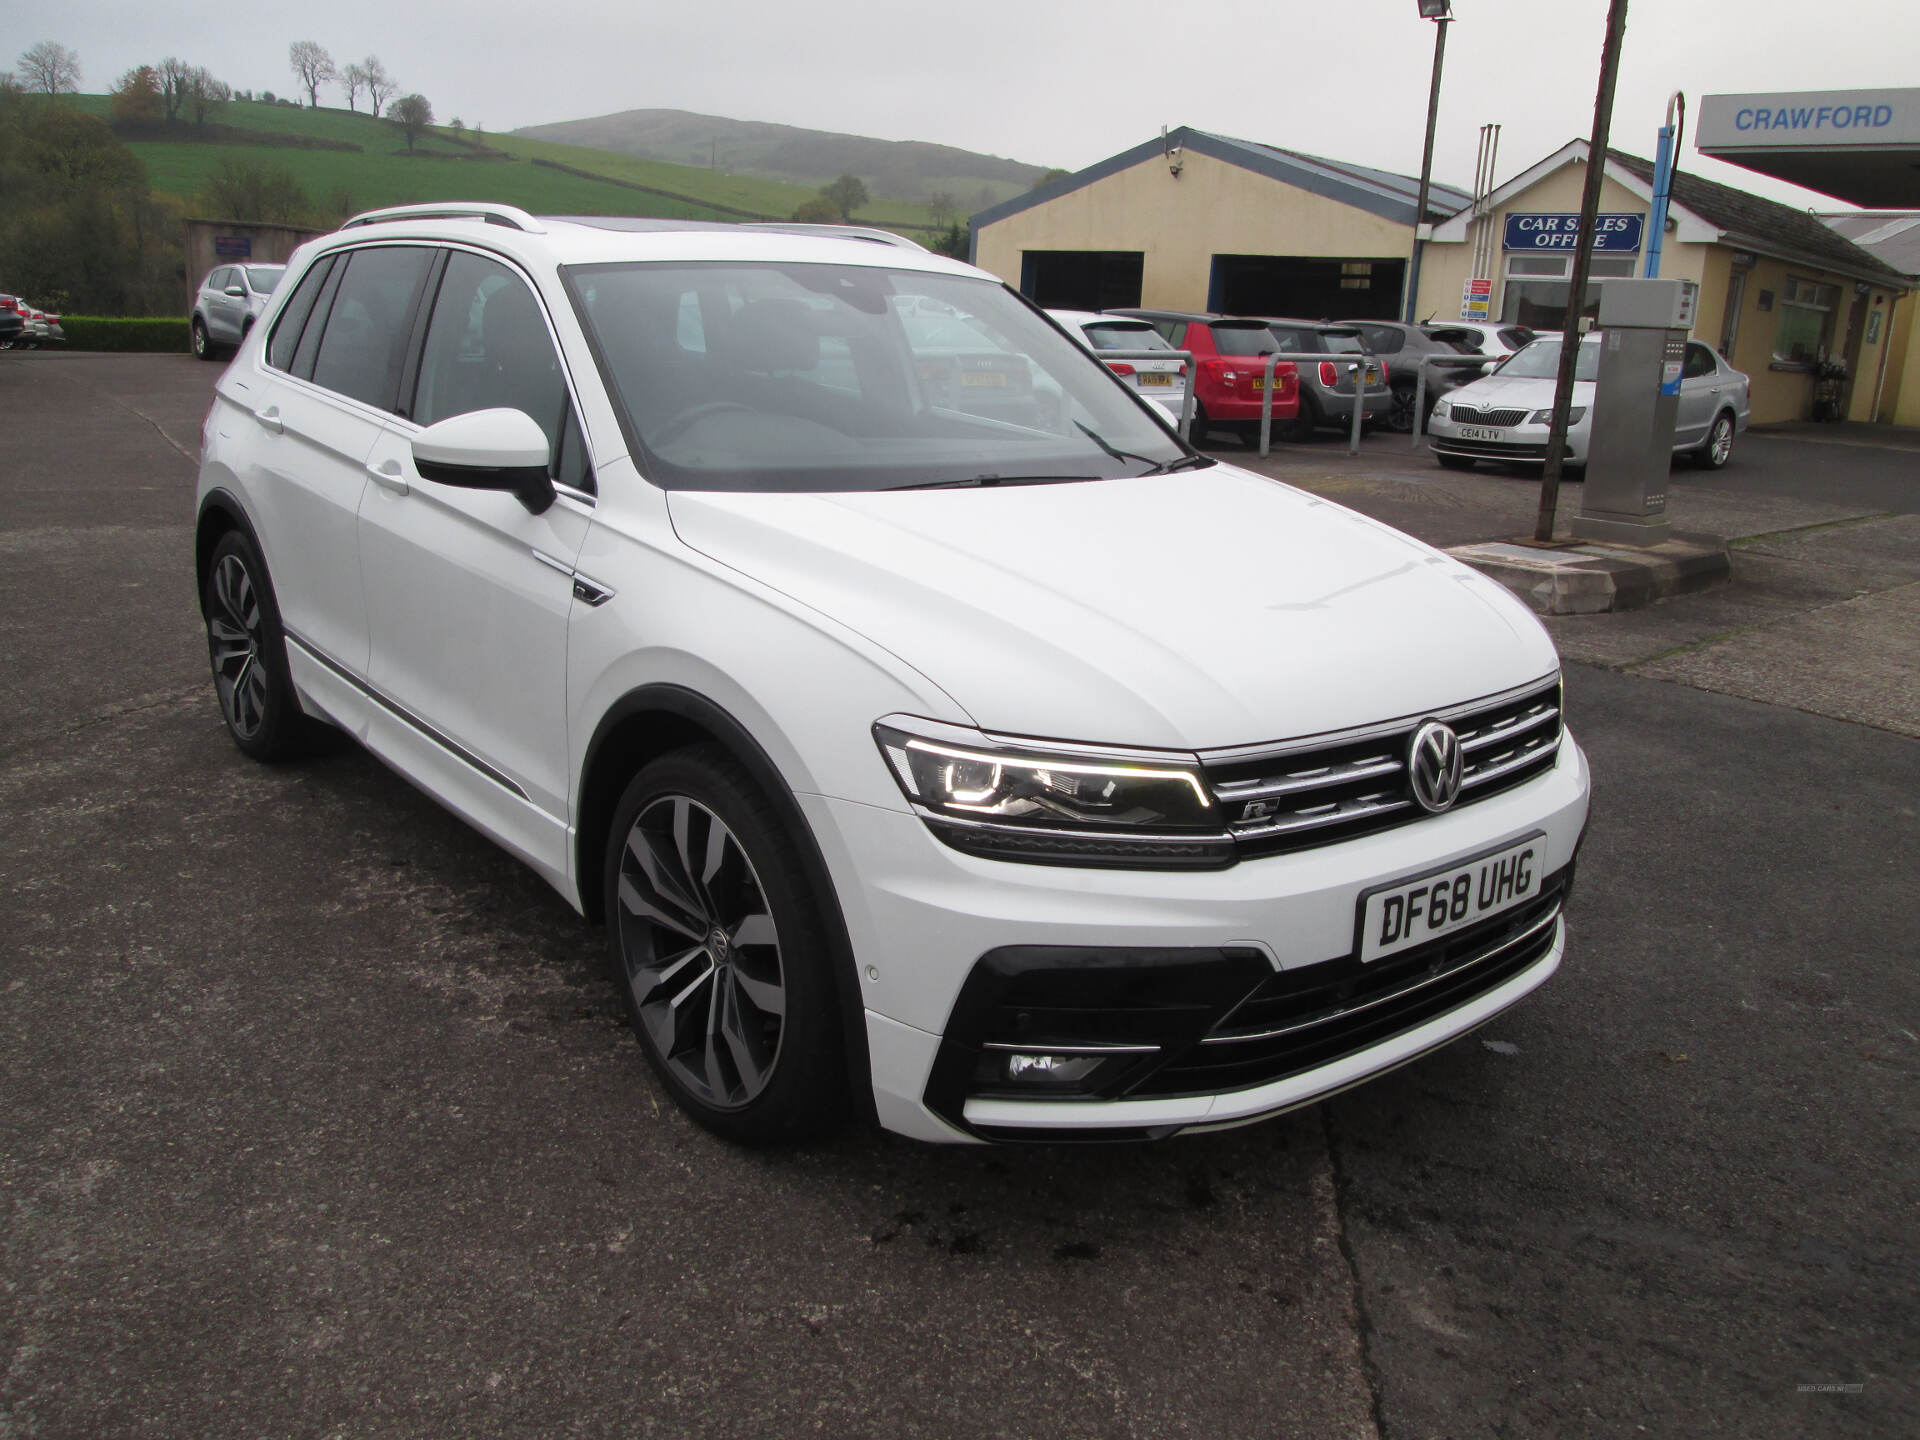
[[1412, 159, 1709, 327], [1877, 293, 1920, 425], [1712, 256, 1897, 424], [973, 148, 1414, 313]]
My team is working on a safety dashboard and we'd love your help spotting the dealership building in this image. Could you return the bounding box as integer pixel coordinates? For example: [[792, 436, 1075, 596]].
[[972, 108, 1914, 426]]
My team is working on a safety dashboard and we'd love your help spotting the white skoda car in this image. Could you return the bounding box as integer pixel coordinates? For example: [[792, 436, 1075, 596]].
[[195, 205, 1590, 1146]]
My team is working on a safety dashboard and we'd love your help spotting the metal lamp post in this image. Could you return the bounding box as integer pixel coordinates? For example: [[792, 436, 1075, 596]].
[[1403, 0, 1454, 323]]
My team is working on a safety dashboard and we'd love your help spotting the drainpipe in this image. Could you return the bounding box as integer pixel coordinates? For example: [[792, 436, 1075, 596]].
[[1644, 91, 1684, 279]]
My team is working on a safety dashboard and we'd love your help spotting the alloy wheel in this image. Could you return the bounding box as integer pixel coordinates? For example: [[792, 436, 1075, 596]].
[[615, 795, 785, 1109], [1710, 415, 1733, 466], [208, 553, 269, 738], [1386, 385, 1416, 433]]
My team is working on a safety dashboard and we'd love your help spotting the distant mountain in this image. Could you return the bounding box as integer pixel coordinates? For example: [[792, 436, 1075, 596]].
[[512, 108, 1051, 205]]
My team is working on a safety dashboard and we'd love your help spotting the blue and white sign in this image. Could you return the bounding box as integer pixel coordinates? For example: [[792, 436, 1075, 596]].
[[1503, 213, 1644, 253], [1699, 90, 1920, 150]]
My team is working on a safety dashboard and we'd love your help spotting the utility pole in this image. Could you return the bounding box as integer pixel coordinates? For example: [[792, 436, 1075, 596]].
[[1404, 4, 1453, 324], [1535, 0, 1631, 544]]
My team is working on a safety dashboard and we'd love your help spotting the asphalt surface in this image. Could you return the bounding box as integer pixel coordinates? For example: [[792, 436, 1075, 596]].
[[3, 353, 1915, 1439]]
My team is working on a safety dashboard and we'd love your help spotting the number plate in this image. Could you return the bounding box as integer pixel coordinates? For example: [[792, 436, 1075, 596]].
[[1456, 425, 1504, 441], [1139, 372, 1173, 387], [960, 371, 1009, 388], [1357, 833, 1545, 962]]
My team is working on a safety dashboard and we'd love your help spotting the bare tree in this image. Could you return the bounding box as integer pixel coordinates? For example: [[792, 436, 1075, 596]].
[[158, 55, 193, 123], [926, 191, 956, 228], [188, 67, 230, 127], [360, 57, 396, 118], [389, 93, 434, 153], [17, 41, 80, 95], [340, 61, 367, 113], [287, 40, 334, 108]]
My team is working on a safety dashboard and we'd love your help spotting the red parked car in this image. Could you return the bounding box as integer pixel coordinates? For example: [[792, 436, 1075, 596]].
[[1105, 309, 1299, 446]]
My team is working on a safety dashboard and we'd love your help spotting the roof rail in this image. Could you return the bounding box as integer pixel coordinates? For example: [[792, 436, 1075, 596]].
[[736, 222, 929, 252], [340, 203, 546, 234]]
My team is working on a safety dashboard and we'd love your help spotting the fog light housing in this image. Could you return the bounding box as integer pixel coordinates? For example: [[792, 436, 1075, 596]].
[[1003, 1052, 1106, 1084]]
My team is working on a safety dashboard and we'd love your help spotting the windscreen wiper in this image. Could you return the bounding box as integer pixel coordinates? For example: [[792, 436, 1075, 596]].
[[1075, 421, 1209, 476], [888, 474, 1093, 491]]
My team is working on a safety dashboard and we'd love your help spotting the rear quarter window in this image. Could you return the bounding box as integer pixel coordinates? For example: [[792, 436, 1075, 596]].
[[266, 255, 336, 372]]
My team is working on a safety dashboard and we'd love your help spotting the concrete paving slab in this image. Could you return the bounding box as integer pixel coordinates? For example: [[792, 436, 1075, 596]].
[[1633, 581, 1920, 738]]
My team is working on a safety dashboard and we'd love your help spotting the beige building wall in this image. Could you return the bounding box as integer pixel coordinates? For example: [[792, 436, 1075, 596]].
[[1414, 158, 1901, 425], [973, 149, 1414, 312], [1413, 161, 1708, 325], [1877, 293, 1920, 424]]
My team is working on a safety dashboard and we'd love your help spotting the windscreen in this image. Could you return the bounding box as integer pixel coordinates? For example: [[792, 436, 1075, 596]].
[[1498, 337, 1600, 382], [564, 262, 1191, 491]]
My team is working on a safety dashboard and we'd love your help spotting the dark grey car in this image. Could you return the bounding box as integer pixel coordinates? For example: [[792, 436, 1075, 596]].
[[1342, 320, 1492, 433], [1257, 319, 1391, 441]]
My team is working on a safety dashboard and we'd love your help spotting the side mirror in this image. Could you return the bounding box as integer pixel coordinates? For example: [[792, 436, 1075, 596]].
[[411, 408, 555, 514], [224, 285, 246, 297]]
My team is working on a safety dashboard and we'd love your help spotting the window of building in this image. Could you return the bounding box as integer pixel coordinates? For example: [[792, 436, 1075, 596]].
[[1772, 277, 1839, 366], [1498, 253, 1638, 330]]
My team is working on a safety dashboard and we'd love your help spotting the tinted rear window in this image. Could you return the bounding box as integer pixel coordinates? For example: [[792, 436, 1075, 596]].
[[1318, 330, 1365, 354], [266, 255, 335, 372], [310, 247, 433, 410], [1209, 324, 1280, 356], [1082, 322, 1171, 352], [1266, 326, 1323, 353]]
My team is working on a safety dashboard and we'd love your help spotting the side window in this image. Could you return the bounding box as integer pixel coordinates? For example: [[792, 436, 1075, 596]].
[[413, 250, 576, 481], [310, 246, 433, 409], [267, 256, 335, 372], [1683, 342, 1718, 379]]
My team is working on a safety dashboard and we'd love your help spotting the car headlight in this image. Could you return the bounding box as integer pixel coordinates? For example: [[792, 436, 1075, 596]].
[[873, 719, 1232, 868], [1430, 401, 1450, 419], [1528, 407, 1586, 424]]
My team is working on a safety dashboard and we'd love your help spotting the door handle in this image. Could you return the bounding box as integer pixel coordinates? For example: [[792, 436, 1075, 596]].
[[253, 406, 283, 434], [365, 459, 409, 495]]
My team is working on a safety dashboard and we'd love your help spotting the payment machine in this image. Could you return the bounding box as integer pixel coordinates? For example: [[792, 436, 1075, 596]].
[[1572, 278, 1699, 546]]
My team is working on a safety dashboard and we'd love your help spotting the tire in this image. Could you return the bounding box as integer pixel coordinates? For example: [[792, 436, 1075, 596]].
[[1278, 389, 1321, 444], [1437, 454, 1476, 471], [1187, 400, 1211, 446], [191, 318, 216, 361], [1693, 411, 1735, 470], [202, 529, 322, 760], [603, 745, 847, 1147], [1385, 382, 1417, 435]]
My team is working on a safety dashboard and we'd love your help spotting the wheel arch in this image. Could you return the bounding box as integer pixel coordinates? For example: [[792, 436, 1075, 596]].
[[194, 487, 264, 618], [577, 683, 877, 1125]]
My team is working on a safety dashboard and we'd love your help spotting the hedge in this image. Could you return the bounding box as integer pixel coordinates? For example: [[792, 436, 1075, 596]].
[[58, 317, 194, 353]]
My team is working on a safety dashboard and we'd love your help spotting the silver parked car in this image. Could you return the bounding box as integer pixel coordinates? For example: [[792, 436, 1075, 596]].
[[1426, 333, 1751, 472], [192, 264, 286, 360]]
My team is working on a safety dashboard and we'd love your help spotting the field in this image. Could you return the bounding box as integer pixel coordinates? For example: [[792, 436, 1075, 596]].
[[67, 97, 950, 231]]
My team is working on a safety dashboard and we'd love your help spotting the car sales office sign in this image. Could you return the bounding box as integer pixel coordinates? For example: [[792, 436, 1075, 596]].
[[1503, 213, 1644, 253]]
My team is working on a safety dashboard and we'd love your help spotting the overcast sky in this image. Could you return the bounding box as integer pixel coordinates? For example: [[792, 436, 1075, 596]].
[[13, 0, 1912, 211]]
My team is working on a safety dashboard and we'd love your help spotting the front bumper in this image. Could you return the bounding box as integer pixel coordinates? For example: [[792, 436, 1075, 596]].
[[1428, 413, 1591, 464], [801, 733, 1590, 1143]]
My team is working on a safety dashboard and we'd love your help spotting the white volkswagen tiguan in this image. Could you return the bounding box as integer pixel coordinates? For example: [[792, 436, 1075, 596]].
[[195, 205, 1590, 1146]]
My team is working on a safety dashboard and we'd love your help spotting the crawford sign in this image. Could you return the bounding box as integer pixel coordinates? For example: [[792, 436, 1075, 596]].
[[1503, 213, 1644, 253], [1699, 89, 1920, 149]]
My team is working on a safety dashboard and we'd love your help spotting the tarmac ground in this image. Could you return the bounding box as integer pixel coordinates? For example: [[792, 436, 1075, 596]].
[[3, 354, 1915, 1439]]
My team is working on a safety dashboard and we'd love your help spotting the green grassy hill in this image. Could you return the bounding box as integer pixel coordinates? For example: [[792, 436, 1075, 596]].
[[69, 95, 948, 232]]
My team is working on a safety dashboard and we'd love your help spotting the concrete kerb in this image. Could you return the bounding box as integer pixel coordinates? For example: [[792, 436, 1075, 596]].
[[1447, 533, 1731, 615]]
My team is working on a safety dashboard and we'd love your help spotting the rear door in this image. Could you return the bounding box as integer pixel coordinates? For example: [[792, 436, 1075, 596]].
[[1675, 342, 1723, 449], [243, 244, 436, 729], [357, 247, 593, 879]]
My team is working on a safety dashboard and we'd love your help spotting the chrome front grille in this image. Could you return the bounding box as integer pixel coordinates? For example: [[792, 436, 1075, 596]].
[[1202, 676, 1563, 857], [1449, 405, 1529, 426]]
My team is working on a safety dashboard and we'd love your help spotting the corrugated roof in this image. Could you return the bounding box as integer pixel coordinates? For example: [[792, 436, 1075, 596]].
[[1819, 212, 1920, 280], [1608, 149, 1909, 287]]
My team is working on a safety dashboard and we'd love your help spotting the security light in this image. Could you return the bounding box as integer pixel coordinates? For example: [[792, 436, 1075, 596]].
[[1418, 0, 1453, 18]]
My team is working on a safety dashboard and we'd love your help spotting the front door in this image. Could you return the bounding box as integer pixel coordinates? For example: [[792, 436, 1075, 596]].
[[357, 249, 595, 883], [1674, 342, 1724, 450]]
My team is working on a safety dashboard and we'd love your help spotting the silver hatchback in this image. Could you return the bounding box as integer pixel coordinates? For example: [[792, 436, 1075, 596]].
[[192, 264, 285, 360]]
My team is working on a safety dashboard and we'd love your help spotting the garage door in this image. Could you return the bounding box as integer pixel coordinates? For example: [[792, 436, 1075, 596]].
[[1019, 252, 1145, 311], [1209, 256, 1406, 319]]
